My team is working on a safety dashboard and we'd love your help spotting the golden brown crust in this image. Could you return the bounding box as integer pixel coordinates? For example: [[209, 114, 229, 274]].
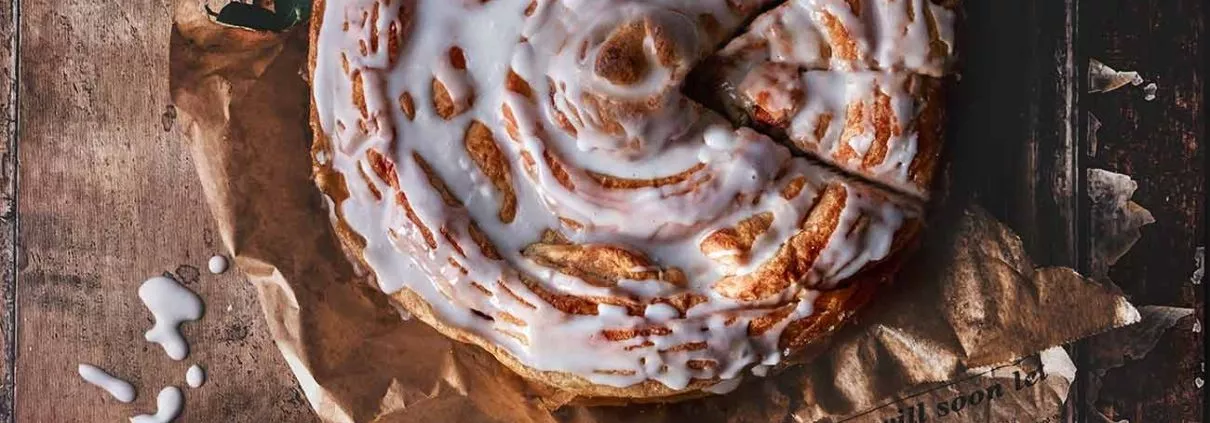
[[712, 184, 846, 301], [700, 211, 774, 269], [464, 121, 518, 223], [522, 243, 688, 288]]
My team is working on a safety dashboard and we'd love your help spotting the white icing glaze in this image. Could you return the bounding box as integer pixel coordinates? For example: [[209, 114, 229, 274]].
[[78, 364, 136, 403], [139, 276, 204, 361], [207, 255, 229, 274], [313, 0, 930, 390], [130, 387, 183, 423], [807, 184, 906, 288], [185, 365, 206, 388]]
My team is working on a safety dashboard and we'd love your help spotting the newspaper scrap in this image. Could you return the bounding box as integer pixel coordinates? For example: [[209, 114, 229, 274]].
[[1088, 59, 1144, 94], [843, 348, 1075, 423], [1087, 169, 1156, 282]]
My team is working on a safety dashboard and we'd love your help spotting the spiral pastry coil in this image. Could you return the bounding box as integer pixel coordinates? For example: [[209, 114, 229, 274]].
[[309, 0, 957, 400]]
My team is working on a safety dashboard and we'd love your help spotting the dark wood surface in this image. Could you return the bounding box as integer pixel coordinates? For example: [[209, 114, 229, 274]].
[[0, 0, 1202, 422], [1079, 1, 1204, 421], [952, 0, 1205, 421]]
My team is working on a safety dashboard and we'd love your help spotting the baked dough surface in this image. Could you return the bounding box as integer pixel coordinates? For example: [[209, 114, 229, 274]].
[[308, 0, 955, 400]]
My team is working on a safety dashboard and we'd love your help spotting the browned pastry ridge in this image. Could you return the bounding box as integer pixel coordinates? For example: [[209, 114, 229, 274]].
[[307, 0, 956, 402]]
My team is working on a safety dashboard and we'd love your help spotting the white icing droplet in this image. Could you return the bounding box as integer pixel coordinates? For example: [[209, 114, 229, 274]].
[[185, 365, 206, 388], [139, 276, 204, 360], [207, 255, 229, 274], [1143, 82, 1157, 101], [750, 364, 770, 377], [78, 364, 136, 403], [597, 303, 630, 319], [643, 303, 679, 323], [130, 387, 184, 423]]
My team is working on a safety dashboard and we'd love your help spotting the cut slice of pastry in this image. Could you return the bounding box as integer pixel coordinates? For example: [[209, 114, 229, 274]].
[[697, 0, 959, 198], [307, 0, 955, 401], [700, 64, 947, 198]]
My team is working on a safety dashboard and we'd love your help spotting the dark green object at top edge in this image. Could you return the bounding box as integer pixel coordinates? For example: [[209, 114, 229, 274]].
[[207, 0, 312, 32]]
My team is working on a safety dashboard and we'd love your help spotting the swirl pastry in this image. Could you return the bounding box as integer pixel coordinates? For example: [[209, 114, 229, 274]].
[[309, 0, 956, 400]]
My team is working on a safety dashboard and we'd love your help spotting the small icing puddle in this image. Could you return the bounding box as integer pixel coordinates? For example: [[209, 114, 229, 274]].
[[207, 255, 229, 274], [185, 365, 206, 388], [130, 387, 183, 423], [139, 276, 204, 360], [78, 364, 136, 403]]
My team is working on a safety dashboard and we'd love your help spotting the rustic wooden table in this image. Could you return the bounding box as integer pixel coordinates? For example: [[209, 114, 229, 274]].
[[0, 1, 317, 421], [0, 0, 1202, 422]]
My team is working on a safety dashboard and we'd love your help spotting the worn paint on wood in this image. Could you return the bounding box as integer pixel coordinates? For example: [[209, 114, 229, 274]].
[[1, 0, 18, 419]]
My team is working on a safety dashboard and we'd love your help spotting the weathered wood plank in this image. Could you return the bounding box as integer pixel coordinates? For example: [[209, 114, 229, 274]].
[[0, 0, 18, 419], [950, 1, 1085, 420], [949, 0, 1081, 262], [14, 1, 313, 421], [1080, 0, 1204, 421]]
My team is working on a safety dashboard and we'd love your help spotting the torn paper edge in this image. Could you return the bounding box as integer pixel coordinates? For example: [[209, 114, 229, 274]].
[[1089, 59, 1144, 93]]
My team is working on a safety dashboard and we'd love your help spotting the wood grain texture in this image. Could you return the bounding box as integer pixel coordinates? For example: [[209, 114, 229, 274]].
[[948, 0, 1081, 263], [14, 0, 314, 421], [0, 0, 15, 419], [1080, 0, 1205, 421]]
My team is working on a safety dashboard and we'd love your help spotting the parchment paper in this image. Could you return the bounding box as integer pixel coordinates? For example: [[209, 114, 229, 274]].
[[168, 5, 1142, 422]]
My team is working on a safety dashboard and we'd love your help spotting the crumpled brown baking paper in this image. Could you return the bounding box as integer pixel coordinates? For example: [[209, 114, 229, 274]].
[[168, 6, 1141, 422]]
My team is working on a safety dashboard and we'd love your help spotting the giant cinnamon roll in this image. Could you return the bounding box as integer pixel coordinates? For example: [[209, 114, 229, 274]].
[[309, 0, 956, 400]]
